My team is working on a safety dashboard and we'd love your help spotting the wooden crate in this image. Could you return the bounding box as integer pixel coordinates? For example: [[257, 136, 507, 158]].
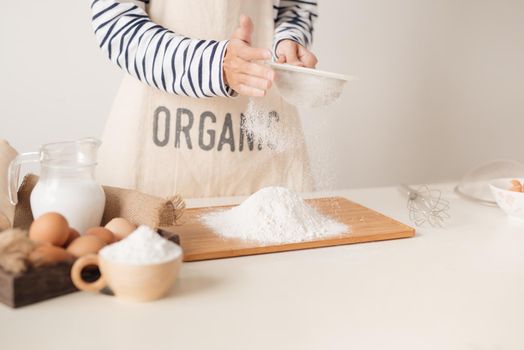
[[0, 262, 88, 308]]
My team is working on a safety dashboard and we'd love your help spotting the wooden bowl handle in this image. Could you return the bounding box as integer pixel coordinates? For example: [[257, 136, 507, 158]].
[[71, 254, 106, 292]]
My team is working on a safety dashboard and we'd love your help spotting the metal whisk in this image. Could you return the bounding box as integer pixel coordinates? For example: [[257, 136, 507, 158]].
[[400, 184, 450, 227]]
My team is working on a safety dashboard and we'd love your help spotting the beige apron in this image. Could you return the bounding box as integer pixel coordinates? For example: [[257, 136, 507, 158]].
[[98, 0, 313, 199]]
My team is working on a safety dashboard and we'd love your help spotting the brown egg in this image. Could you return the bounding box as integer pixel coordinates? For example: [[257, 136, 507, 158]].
[[67, 235, 106, 258], [29, 244, 74, 267], [510, 179, 523, 192], [105, 218, 136, 241], [85, 227, 115, 244], [64, 228, 80, 247], [29, 212, 70, 246]]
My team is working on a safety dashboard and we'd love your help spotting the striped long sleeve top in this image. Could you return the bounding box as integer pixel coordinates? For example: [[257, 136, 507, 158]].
[[90, 0, 317, 98]]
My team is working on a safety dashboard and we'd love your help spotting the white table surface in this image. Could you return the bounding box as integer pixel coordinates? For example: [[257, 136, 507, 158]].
[[1, 184, 523, 350]]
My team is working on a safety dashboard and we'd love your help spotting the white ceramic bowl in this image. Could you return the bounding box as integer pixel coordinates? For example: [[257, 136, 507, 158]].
[[267, 62, 355, 108], [489, 178, 524, 220]]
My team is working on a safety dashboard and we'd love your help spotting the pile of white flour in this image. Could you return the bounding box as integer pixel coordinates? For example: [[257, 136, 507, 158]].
[[201, 187, 348, 244], [100, 225, 182, 265]]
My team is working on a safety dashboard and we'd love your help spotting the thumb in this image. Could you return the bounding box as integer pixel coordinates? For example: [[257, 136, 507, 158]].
[[232, 15, 253, 44]]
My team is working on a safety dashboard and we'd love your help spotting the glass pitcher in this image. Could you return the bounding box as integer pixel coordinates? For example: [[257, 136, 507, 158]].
[[8, 138, 106, 233]]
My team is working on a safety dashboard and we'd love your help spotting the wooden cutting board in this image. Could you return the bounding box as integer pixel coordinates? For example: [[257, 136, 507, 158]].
[[167, 197, 415, 262]]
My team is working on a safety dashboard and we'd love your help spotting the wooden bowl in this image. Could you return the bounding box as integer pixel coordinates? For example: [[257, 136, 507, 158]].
[[71, 253, 182, 302]]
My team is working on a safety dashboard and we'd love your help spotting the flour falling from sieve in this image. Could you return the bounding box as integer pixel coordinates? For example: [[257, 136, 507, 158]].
[[201, 187, 348, 244], [242, 98, 300, 153]]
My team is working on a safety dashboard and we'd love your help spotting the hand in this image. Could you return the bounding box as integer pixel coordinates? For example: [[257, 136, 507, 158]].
[[223, 15, 275, 97], [275, 39, 318, 68]]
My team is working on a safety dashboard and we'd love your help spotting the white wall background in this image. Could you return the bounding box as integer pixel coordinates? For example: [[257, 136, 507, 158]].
[[1, 0, 523, 190]]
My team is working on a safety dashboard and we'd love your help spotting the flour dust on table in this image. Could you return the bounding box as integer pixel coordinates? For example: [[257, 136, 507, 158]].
[[201, 187, 348, 244]]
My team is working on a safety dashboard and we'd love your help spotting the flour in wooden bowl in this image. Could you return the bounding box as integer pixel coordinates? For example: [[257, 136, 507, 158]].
[[201, 187, 348, 244], [100, 226, 182, 265]]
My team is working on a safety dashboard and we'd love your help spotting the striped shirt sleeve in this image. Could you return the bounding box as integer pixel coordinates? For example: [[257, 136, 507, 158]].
[[90, 0, 234, 98], [273, 0, 318, 53]]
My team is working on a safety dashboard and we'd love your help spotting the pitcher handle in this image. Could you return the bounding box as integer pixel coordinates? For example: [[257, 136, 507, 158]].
[[8, 152, 40, 205]]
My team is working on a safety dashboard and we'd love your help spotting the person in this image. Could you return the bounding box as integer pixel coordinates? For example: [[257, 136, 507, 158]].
[[90, 0, 318, 198]]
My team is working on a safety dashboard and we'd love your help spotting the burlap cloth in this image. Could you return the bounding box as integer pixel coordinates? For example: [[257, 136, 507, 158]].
[[13, 174, 185, 231], [0, 140, 18, 231]]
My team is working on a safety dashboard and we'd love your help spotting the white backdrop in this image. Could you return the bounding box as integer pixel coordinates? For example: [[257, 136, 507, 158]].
[[1, 0, 523, 190]]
